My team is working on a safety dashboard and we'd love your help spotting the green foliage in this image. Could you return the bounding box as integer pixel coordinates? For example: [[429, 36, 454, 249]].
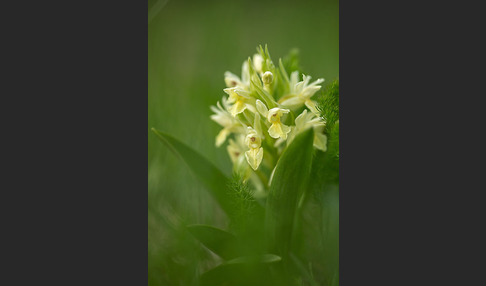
[[313, 79, 339, 185], [317, 80, 340, 136], [258, 44, 277, 75], [295, 80, 338, 286], [226, 174, 267, 256], [227, 174, 256, 224], [151, 128, 233, 213], [265, 128, 315, 257], [187, 224, 241, 260]]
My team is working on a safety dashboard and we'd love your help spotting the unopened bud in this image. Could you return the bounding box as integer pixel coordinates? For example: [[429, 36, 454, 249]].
[[262, 71, 273, 85]]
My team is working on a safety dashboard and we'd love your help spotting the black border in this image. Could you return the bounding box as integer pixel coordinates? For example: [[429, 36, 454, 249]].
[[3, 1, 148, 284]]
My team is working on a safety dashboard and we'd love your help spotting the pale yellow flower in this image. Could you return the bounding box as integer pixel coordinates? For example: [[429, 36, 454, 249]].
[[289, 109, 327, 151], [278, 72, 324, 114], [223, 87, 255, 117], [244, 113, 264, 170], [256, 99, 291, 140], [227, 135, 252, 180], [210, 99, 245, 146], [224, 61, 250, 89], [267, 108, 291, 140], [245, 134, 263, 171], [227, 135, 246, 163]]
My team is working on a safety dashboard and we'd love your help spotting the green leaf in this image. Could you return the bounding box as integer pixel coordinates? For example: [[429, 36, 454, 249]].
[[187, 224, 240, 260], [151, 128, 233, 214], [265, 128, 315, 257], [199, 254, 282, 286]]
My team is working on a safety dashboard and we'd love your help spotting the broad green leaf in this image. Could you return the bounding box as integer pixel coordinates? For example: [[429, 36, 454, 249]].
[[302, 135, 339, 286], [199, 254, 282, 286], [187, 224, 240, 260], [151, 128, 232, 214], [265, 128, 315, 257]]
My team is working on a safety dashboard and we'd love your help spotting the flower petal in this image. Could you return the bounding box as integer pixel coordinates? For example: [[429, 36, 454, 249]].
[[254, 112, 263, 138], [234, 87, 251, 98], [230, 100, 247, 116], [268, 122, 291, 140], [224, 71, 242, 88], [290, 71, 299, 89], [241, 61, 250, 86], [305, 100, 320, 115], [216, 129, 230, 147], [245, 147, 263, 170], [279, 96, 305, 107], [256, 99, 269, 117], [268, 123, 280, 139], [314, 132, 327, 152], [301, 85, 321, 99], [294, 109, 308, 129]]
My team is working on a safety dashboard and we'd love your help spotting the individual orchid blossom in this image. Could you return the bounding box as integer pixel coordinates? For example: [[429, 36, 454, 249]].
[[256, 99, 291, 140], [224, 61, 250, 90], [210, 99, 246, 146], [244, 113, 264, 170], [290, 109, 328, 151], [223, 87, 255, 117], [245, 128, 263, 170], [278, 72, 324, 114], [227, 135, 246, 163], [227, 134, 254, 181], [268, 108, 291, 140]]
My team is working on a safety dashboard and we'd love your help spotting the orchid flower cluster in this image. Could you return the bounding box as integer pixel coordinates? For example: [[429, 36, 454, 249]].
[[210, 46, 327, 188]]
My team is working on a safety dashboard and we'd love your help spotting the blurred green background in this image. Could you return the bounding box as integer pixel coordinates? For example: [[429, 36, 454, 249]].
[[148, 0, 338, 284]]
